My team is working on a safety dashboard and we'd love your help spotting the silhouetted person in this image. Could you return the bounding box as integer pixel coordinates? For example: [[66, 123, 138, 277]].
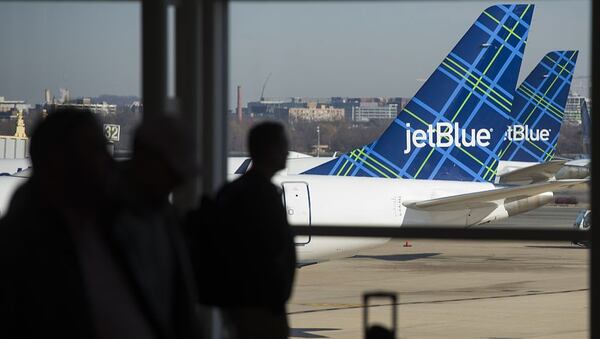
[[0, 110, 203, 339], [0, 108, 118, 339], [215, 122, 297, 339], [112, 114, 203, 339]]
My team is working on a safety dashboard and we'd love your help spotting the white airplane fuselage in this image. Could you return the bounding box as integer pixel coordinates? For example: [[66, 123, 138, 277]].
[[0, 174, 26, 216], [0, 169, 550, 266], [264, 174, 512, 265], [0, 159, 30, 176], [0, 153, 571, 268]]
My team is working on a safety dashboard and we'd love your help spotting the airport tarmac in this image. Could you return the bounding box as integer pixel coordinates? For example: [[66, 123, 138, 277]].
[[289, 206, 589, 339]]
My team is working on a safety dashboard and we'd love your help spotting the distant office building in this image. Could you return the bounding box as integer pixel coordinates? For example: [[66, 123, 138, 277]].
[[581, 99, 591, 154], [44, 89, 52, 104], [0, 110, 29, 159], [331, 97, 361, 121], [59, 88, 71, 104], [47, 98, 117, 115], [247, 100, 285, 119], [564, 93, 588, 123], [289, 102, 344, 122], [245, 96, 410, 122], [290, 97, 332, 105], [388, 97, 410, 112], [585, 98, 592, 116], [352, 103, 398, 122], [332, 97, 408, 121], [0, 96, 31, 117], [246, 99, 305, 120]]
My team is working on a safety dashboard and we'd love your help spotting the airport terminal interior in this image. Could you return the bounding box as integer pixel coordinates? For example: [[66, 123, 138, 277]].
[[0, 0, 597, 338]]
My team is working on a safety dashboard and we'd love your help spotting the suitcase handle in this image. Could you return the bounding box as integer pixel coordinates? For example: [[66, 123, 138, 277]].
[[363, 291, 397, 338]]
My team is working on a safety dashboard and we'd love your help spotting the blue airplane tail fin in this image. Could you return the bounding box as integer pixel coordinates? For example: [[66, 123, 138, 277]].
[[304, 4, 534, 182], [499, 50, 578, 162]]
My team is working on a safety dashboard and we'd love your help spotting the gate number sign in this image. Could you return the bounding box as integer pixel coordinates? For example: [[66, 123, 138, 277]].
[[104, 124, 121, 142]]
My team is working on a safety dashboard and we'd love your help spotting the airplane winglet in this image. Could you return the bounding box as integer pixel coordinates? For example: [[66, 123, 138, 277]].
[[497, 160, 568, 185]]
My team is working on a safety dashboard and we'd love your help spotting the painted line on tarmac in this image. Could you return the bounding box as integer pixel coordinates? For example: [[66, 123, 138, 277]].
[[289, 288, 588, 315]]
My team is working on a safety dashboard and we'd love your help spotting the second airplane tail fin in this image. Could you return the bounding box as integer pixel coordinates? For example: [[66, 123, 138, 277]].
[[499, 50, 578, 163]]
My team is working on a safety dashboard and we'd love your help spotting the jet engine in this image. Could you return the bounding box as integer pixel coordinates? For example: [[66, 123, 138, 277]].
[[555, 165, 590, 180], [504, 192, 554, 216]]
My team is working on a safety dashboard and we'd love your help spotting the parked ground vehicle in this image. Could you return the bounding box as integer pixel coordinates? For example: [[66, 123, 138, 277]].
[[573, 209, 591, 248]]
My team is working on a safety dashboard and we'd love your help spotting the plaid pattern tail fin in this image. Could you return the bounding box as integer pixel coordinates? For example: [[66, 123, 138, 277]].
[[500, 50, 578, 163], [304, 4, 534, 182]]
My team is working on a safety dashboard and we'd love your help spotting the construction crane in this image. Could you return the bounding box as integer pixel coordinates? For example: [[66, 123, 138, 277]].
[[260, 72, 272, 101]]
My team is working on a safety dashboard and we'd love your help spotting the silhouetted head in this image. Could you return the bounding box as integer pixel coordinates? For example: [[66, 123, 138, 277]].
[[29, 108, 113, 209], [248, 121, 288, 177], [131, 114, 198, 204]]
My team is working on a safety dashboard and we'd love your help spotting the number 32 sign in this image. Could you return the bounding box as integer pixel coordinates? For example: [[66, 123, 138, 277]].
[[104, 124, 121, 142]]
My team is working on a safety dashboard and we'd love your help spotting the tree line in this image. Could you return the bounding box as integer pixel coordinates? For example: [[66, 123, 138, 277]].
[[229, 117, 588, 156], [0, 113, 587, 157]]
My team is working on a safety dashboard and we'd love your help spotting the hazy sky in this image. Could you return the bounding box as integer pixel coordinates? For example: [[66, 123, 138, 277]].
[[0, 1, 591, 108], [0, 2, 140, 104]]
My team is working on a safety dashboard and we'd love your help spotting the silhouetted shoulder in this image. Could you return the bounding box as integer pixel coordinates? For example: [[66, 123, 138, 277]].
[[219, 171, 279, 200]]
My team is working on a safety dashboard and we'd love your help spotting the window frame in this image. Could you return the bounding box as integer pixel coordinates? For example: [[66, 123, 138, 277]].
[[1, 0, 595, 337]]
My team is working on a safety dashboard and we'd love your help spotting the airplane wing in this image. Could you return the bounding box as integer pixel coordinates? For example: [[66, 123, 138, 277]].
[[404, 179, 588, 211], [498, 160, 567, 185]]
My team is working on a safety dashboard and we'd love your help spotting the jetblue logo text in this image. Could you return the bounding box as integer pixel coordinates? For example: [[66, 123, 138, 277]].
[[403, 123, 550, 154], [403, 122, 491, 154], [505, 125, 550, 142]]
